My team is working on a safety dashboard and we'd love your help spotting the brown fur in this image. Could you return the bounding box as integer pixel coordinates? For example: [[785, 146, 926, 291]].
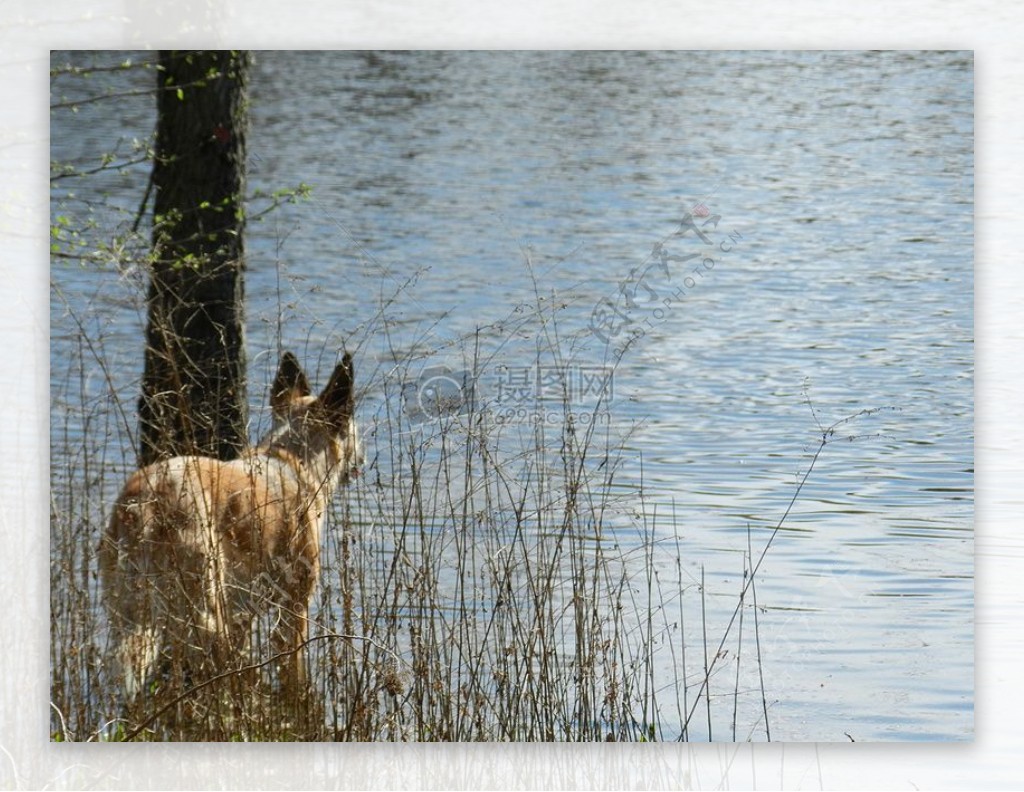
[[99, 352, 361, 697]]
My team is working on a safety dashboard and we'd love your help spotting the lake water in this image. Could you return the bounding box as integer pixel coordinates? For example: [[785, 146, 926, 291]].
[[50, 50, 973, 741]]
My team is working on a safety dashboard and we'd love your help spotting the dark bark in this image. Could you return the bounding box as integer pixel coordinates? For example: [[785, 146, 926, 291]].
[[138, 50, 250, 466]]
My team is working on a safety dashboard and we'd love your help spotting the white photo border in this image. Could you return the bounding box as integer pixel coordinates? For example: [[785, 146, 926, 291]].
[[8, 1, 1017, 788]]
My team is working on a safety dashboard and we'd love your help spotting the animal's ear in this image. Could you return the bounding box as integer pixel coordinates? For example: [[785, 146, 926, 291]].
[[319, 352, 354, 428], [271, 352, 311, 415]]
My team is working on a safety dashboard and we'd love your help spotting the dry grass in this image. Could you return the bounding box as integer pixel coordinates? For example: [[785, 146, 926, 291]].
[[50, 269, 828, 743]]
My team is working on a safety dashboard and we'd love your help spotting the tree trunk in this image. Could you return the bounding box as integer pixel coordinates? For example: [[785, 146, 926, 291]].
[[138, 50, 250, 466]]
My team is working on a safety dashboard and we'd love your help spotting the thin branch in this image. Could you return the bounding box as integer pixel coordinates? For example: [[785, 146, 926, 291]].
[[50, 73, 222, 111], [680, 405, 898, 739], [748, 522, 771, 741], [50, 153, 152, 182], [50, 59, 157, 80]]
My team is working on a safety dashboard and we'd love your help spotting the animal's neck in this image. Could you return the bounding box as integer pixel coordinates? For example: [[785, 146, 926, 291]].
[[259, 444, 341, 512]]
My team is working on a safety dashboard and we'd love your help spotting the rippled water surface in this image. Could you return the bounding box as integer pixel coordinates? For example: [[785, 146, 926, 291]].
[[51, 50, 972, 741]]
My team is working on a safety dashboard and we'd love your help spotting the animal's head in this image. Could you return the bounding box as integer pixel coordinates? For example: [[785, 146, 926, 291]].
[[266, 351, 362, 482]]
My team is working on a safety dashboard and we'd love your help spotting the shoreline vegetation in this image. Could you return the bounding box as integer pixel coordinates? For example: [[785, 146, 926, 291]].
[[50, 267, 891, 742]]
